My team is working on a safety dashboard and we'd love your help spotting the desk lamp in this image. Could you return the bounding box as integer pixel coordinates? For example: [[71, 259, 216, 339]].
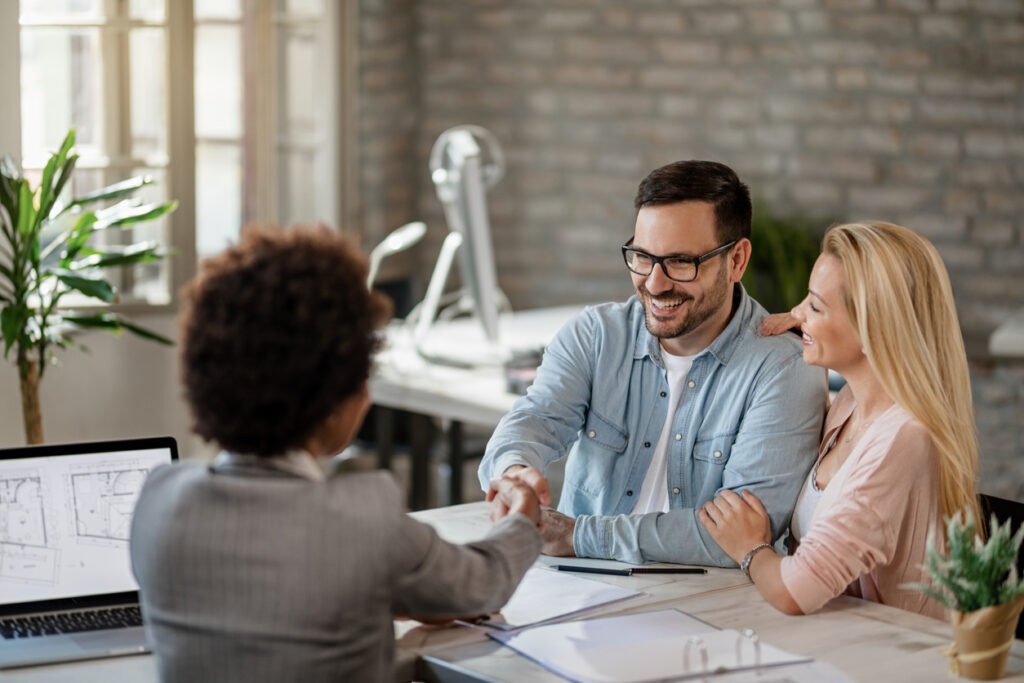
[[366, 221, 427, 290]]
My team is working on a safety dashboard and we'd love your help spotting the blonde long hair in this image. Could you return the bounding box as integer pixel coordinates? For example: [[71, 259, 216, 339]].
[[822, 222, 980, 525]]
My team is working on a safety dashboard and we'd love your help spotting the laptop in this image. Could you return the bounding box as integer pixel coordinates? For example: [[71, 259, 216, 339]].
[[0, 436, 177, 669]]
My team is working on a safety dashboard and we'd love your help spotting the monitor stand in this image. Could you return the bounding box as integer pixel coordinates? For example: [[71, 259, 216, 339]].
[[408, 231, 511, 368]]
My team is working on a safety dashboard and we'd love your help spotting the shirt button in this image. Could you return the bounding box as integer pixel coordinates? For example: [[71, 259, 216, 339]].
[[688, 380, 696, 388], [660, 391, 667, 397], [644, 441, 651, 448], [588, 430, 596, 438], [675, 433, 682, 441], [626, 490, 633, 496], [672, 487, 680, 494], [714, 450, 723, 458]]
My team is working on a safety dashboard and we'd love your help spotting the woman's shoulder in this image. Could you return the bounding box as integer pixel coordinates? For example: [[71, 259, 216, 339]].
[[850, 405, 937, 481]]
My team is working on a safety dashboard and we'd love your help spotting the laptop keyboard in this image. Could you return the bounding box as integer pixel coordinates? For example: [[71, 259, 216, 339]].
[[0, 606, 143, 639]]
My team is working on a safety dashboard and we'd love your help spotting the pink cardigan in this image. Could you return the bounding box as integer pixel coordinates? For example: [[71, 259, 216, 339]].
[[779, 386, 946, 619]]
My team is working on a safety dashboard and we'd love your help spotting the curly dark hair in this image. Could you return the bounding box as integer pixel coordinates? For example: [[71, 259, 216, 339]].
[[179, 225, 391, 456]]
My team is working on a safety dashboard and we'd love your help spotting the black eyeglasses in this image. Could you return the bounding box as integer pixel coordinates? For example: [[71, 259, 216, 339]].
[[621, 239, 737, 283]]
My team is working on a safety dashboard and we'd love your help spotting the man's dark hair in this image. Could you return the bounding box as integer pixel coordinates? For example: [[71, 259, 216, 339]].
[[634, 160, 752, 244], [179, 225, 391, 457]]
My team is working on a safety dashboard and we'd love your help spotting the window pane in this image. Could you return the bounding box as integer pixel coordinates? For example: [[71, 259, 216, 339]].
[[130, 0, 165, 23], [130, 167, 169, 301], [195, 25, 241, 139], [196, 142, 241, 258], [20, 28, 103, 165], [279, 150, 314, 225], [195, 0, 241, 20], [130, 28, 166, 159], [280, 0, 322, 15], [279, 27, 317, 146], [20, 0, 104, 22]]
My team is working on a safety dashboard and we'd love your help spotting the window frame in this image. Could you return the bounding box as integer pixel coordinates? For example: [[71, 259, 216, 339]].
[[0, 0, 359, 314]]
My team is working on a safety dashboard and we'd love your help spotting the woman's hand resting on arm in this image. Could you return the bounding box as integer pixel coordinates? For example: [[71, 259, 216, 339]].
[[699, 490, 804, 616], [760, 312, 799, 336]]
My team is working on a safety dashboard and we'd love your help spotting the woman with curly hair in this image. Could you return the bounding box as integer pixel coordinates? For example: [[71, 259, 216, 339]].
[[129, 225, 541, 682], [699, 221, 979, 619]]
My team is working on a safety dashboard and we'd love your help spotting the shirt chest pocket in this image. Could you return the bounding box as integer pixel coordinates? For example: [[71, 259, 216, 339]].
[[693, 434, 735, 465], [581, 410, 629, 453]]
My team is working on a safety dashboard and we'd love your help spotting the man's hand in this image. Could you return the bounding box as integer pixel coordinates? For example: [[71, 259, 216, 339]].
[[538, 507, 576, 557], [488, 477, 542, 529], [698, 489, 772, 565], [486, 465, 551, 507]]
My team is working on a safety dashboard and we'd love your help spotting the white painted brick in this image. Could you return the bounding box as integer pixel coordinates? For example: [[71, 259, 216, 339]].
[[635, 10, 688, 33], [849, 185, 933, 211], [747, 9, 796, 35], [904, 213, 969, 240], [918, 15, 968, 39], [654, 40, 722, 64], [972, 220, 1016, 247], [538, 9, 597, 31]]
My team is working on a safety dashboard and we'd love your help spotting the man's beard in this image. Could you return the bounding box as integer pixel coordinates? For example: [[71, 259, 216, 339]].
[[637, 266, 730, 341]]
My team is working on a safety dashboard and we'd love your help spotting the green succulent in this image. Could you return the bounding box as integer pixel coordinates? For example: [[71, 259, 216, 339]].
[[904, 511, 1024, 613]]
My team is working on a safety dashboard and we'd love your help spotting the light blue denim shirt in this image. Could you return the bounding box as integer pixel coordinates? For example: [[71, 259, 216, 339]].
[[479, 285, 826, 567]]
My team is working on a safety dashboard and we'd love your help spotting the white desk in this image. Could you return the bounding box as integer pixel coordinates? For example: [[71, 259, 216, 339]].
[[403, 502, 1024, 683], [368, 305, 584, 508], [11, 502, 1024, 682]]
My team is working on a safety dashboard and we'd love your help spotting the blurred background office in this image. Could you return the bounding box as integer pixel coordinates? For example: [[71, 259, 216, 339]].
[[0, 0, 1021, 500]]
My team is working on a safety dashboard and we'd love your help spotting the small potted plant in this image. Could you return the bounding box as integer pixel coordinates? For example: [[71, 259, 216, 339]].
[[906, 511, 1024, 679]]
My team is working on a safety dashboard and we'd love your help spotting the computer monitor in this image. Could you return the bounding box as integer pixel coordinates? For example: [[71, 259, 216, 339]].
[[428, 125, 505, 346]]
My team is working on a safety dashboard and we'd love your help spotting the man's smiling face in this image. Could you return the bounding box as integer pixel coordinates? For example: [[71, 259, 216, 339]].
[[630, 201, 735, 355]]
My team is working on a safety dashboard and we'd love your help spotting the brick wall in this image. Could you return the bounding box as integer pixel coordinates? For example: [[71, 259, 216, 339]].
[[358, 0, 1024, 496], [357, 0, 420, 269]]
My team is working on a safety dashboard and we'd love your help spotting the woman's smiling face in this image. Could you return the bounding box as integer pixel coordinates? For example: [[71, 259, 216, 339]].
[[790, 254, 865, 372]]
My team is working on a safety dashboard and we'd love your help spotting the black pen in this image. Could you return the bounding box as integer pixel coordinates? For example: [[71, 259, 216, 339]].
[[555, 565, 707, 576]]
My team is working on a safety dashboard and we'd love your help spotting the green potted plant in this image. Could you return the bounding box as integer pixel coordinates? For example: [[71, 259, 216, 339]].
[[0, 129, 176, 445], [905, 511, 1024, 679], [741, 202, 827, 314]]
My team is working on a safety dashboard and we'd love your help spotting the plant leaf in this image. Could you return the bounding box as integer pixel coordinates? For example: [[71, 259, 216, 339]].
[[61, 312, 174, 346], [69, 241, 163, 270], [46, 211, 99, 265], [94, 200, 177, 229], [1, 305, 28, 356], [68, 176, 155, 209], [16, 180, 36, 238], [47, 153, 79, 217], [117, 319, 174, 345], [53, 271, 117, 303]]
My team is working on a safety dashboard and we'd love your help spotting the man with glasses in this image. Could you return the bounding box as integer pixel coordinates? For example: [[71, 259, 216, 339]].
[[478, 160, 825, 567]]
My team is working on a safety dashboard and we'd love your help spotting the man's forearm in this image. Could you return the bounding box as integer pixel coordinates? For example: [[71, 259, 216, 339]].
[[573, 510, 737, 566]]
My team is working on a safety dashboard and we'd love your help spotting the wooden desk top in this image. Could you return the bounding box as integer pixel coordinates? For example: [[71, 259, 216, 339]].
[[11, 501, 1024, 682], [404, 502, 1024, 683]]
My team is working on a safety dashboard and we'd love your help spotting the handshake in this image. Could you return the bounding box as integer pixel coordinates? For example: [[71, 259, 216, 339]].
[[486, 465, 550, 530]]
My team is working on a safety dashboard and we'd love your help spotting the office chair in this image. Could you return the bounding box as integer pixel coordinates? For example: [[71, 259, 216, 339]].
[[979, 493, 1024, 640]]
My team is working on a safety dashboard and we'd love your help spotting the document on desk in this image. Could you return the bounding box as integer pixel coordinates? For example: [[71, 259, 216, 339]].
[[475, 567, 643, 631], [489, 609, 845, 682]]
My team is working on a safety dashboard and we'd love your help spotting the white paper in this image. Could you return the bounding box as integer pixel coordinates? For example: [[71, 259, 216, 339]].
[[491, 609, 820, 683], [477, 567, 643, 631]]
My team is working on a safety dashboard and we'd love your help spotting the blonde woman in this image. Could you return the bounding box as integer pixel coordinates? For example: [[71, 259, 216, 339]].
[[699, 221, 979, 618]]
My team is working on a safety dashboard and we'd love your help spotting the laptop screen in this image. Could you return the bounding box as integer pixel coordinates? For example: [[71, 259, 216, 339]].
[[0, 438, 176, 607]]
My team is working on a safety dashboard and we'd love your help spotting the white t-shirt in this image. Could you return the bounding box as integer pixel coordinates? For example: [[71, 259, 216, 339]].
[[631, 350, 696, 514]]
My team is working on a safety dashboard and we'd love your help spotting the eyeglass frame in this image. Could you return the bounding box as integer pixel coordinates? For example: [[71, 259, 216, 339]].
[[621, 238, 738, 283]]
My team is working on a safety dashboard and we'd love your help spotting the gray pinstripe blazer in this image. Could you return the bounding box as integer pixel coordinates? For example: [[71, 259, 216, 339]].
[[129, 459, 540, 682]]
